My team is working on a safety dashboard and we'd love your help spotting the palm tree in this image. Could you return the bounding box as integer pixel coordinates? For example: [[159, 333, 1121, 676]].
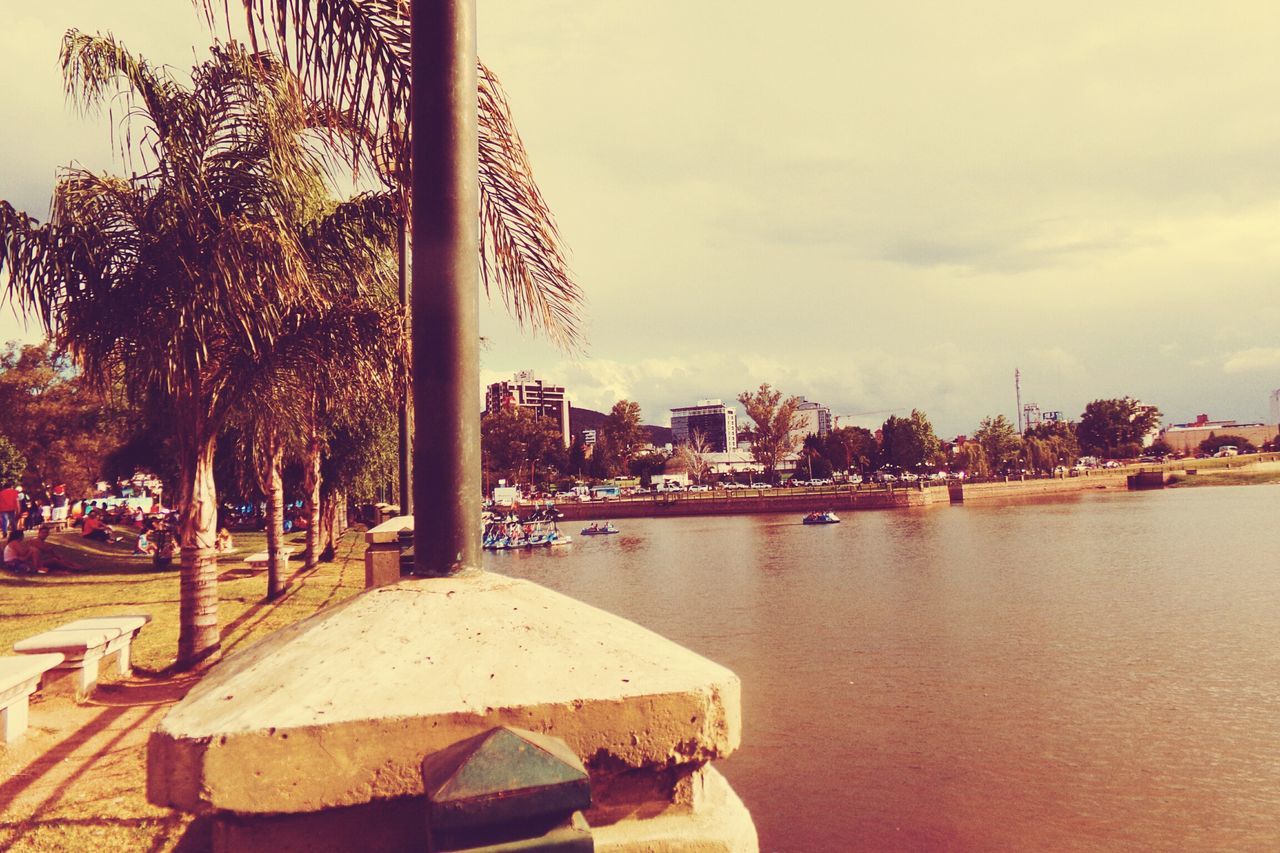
[[197, 0, 583, 347], [0, 34, 389, 667]]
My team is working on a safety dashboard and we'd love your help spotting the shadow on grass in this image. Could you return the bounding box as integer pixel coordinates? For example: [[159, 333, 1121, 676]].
[[0, 697, 170, 849]]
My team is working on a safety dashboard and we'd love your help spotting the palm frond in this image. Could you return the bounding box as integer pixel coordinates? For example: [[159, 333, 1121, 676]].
[[199, 0, 584, 348]]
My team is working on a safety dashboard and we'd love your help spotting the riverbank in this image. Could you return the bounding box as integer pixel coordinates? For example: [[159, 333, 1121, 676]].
[[545, 454, 1280, 521]]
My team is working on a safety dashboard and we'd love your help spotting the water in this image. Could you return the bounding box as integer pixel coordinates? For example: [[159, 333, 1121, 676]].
[[486, 486, 1280, 851]]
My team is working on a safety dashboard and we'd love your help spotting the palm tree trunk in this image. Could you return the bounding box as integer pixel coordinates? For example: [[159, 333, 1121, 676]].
[[266, 444, 285, 599], [177, 434, 220, 669], [303, 434, 321, 569], [318, 486, 343, 561]]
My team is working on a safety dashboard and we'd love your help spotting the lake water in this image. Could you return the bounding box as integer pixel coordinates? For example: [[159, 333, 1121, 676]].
[[486, 485, 1280, 851]]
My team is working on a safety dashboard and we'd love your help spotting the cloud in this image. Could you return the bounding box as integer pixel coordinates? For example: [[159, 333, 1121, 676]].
[[1223, 348, 1280, 374]]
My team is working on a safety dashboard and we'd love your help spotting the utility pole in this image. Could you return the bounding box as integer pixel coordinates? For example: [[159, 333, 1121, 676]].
[[411, 0, 480, 577], [1015, 368, 1022, 434]]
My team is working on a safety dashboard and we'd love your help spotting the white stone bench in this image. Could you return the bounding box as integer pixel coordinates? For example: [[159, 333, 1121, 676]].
[[0, 653, 64, 743], [13, 614, 152, 701], [244, 548, 294, 568]]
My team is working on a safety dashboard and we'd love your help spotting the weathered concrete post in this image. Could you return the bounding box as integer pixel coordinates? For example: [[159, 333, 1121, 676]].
[[411, 0, 480, 577]]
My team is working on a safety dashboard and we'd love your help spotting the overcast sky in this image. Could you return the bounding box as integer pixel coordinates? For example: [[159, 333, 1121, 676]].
[[3, 3, 1280, 435]]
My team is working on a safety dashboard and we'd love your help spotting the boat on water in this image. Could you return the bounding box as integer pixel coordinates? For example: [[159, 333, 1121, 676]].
[[802, 510, 841, 525], [580, 522, 620, 536], [483, 510, 571, 550]]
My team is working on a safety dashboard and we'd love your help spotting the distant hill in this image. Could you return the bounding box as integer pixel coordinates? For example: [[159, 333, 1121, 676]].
[[570, 406, 672, 447]]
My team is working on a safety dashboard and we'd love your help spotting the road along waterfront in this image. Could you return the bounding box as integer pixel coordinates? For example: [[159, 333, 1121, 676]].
[[489, 484, 1280, 851]]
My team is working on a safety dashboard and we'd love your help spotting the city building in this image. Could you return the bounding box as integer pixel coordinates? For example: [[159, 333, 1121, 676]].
[[790, 399, 832, 446], [1160, 414, 1276, 455], [484, 370, 571, 447], [670, 400, 738, 452]]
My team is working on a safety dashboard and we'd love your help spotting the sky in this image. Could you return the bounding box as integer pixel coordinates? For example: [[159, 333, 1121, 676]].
[[3, 2, 1280, 436]]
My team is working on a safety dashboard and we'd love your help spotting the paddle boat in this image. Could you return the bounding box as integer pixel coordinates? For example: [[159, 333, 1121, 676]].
[[802, 510, 841, 525], [580, 522, 620, 536]]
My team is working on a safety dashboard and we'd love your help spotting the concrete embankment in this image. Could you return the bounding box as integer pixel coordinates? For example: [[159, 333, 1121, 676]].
[[554, 487, 938, 521], [956, 472, 1130, 501]]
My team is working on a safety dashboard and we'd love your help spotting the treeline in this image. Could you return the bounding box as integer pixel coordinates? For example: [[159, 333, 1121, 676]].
[[479, 387, 1272, 490]]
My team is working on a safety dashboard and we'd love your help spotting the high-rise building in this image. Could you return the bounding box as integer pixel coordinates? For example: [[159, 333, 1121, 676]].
[[484, 370, 571, 447], [1271, 389, 1280, 427], [671, 400, 737, 452], [790, 399, 832, 446]]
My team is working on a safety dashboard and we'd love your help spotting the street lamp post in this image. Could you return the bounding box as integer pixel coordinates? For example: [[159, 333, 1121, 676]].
[[411, 0, 481, 577]]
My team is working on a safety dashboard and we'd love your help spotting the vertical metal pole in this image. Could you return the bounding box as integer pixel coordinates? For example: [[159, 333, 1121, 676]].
[[411, 0, 480, 576], [397, 221, 412, 516]]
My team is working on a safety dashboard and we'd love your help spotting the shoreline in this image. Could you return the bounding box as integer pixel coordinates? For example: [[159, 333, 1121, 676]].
[[543, 455, 1280, 522]]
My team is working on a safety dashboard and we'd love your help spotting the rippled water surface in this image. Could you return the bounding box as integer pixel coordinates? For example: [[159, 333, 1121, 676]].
[[486, 486, 1280, 851]]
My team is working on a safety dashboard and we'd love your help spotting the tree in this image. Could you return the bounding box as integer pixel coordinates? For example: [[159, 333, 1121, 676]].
[[974, 415, 1022, 474], [880, 410, 941, 471], [1077, 398, 1162, 458], [202, 0, 583, 348], [627, 449, 669, 486], [0, 342, 132, 496], [951, 442, 990, 478], [676, 429, 713, 485], [0, 436, 26, 486], [1198, 434, 1256, 455], [824, 426, 877, 475], [0, 36, 381, 668], [738, 384, 802, 482], [482, 407, 566, 489], [600, 400, 645, 466]]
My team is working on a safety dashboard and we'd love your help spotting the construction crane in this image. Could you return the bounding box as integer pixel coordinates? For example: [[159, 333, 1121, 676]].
[[832, 408, 907, 429]]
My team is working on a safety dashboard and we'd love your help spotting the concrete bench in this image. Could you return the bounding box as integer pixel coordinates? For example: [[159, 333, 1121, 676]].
[[14, 614, 152, 701], [244, 548, 294, 568], [0, 653, 64, 743]]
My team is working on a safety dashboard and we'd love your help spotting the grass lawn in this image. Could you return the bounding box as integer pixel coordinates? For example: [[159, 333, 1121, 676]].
[[0, 526, 369, 851]]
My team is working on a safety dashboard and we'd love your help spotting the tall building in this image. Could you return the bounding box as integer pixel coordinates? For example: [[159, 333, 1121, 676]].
[[485, 370, 571, 447], [790, 399, 832, 446], [1271, 389, 1280, 427], [671, 400, 737, 452]]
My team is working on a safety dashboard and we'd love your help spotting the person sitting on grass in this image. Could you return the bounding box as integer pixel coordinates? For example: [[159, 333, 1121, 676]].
[[135, 529, 157, 556], [3, 530, 41, 574], [215, 527, 234, 553], [26, 526, 66, 572], [81, 511, 122, 543]]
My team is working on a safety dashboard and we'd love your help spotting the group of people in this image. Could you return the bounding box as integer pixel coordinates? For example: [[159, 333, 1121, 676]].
[[0, 483, 70, 537]]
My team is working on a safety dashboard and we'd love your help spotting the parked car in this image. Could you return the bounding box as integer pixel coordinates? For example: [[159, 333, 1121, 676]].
[[750, 482, 773, 489]]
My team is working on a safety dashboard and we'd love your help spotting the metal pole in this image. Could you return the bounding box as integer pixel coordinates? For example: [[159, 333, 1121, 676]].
[[397, 220, 412, 516], [411, 0, 480, 576]]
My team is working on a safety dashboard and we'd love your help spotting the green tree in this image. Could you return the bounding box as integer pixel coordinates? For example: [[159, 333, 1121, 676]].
[[738, 384, 802, 482], [0, 37, 380, 667], [1198, 434, 1256, 455], [974, 415, 1022, 474], [600, 400, 645, 466], [627, 449, 669, 486], [1077, 398, 1161, 458], [823, 426, 877, 475], [951, 442, 990, 477], [0, 342, 132, 496], [0, 436, 27, 486], [204, 0, 583, 348], [881, 409, 941, 471], [481, 407, 566, 489]]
